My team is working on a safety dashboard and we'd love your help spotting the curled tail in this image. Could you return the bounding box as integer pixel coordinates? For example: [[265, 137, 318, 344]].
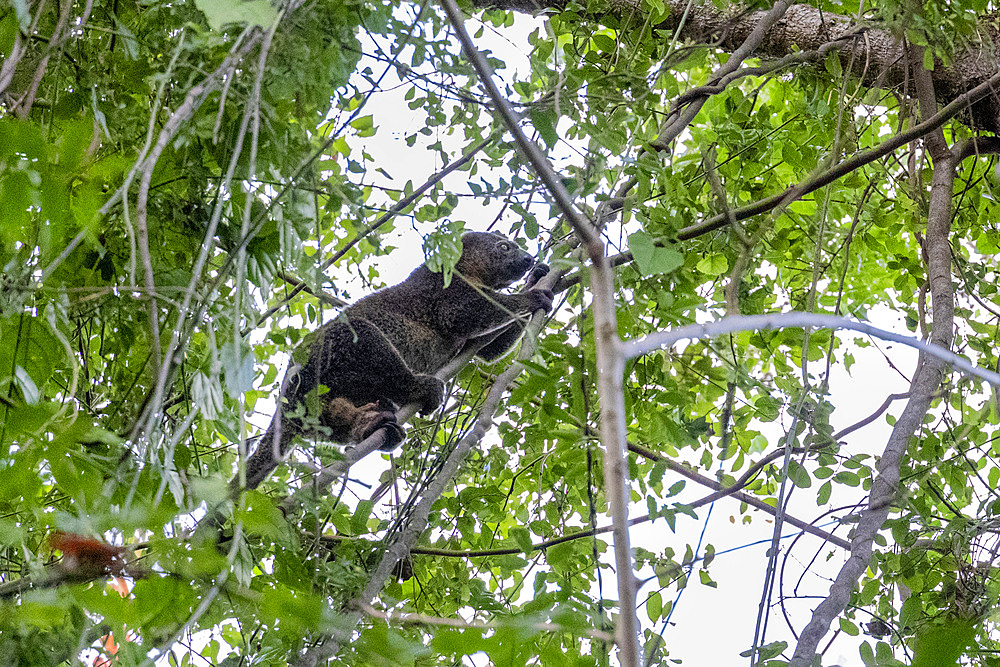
[[236, 414, 299, 493], [232, 361, 304, 493]]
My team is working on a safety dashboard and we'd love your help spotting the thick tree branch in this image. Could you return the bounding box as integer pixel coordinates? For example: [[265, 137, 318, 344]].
[[476, 0, 1000, 133], [954, 135, 1000, 162]]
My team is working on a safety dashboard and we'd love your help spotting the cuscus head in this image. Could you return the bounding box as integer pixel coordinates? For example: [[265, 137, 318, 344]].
[[456, 231, 536, 289]]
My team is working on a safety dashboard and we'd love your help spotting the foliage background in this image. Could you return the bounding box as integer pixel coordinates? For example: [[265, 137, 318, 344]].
[[2, 0, 1000, 664]]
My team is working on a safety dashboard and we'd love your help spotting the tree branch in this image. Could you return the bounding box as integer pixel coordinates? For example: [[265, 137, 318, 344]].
[[624, 311, 1000, 387], [437, 2, 641, 664], [790, 64, 958, 665], [475, 0, 1000, 133], [651, 1, 792, 150], [677, 67, 1000, 240]]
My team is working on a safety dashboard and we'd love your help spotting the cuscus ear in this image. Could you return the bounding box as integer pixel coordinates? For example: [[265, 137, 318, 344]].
[[491, 230, 506, 237]]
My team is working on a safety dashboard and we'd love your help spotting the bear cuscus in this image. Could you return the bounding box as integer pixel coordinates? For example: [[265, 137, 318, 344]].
[[237, 231, 553, 491]]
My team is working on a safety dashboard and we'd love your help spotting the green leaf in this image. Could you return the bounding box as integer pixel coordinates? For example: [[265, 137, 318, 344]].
[[646, 591, 662, 621], [702, 543, 715, 568], [510, 526, 533, 553], [432, 628, 491, 657], [220, 342, 255, 400], [911, 621, 975, 667], [13, 366, 39, 405], [350, 500, 374, 534], [696, 254, 729, 276], [754, 395, 781, 422], [741, 640, 787, 660], [835, 471, 861, 486], [529, 109, 559, 148], [859, 641, 876, 666], [546, 541, 574, 569], [0, 518, 24, 546], [787, 460, 812, 488], [817, 480, 832, 505], [628, 232, 684, 275], [839, 617, 860, 635], [233, 492, 286, 539], [351, 115, 374, 132]]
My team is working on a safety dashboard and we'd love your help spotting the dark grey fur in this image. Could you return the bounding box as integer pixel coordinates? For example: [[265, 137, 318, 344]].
[[237, 231, 553, 491]]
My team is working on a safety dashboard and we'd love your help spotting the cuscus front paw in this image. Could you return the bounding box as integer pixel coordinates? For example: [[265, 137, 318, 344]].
[[527, 288, 554, 314], [526, 263, 550, 289], [349, 402, 406, 451], [355, 401, 406, 452]]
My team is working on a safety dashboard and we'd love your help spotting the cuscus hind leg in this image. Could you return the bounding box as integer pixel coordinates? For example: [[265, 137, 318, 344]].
[[323, 397, 405, 451]]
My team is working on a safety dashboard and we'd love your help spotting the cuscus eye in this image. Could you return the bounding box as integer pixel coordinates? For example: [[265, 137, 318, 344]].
[[497, 241, 512, 252]]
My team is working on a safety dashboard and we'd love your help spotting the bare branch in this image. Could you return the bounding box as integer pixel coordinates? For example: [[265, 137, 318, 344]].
[[625, 311, 1000, 387], [832, 392, 912, 441], [790, 68, 959, 664], [132, 32, 270, 447], [437, 3, 640, 664]]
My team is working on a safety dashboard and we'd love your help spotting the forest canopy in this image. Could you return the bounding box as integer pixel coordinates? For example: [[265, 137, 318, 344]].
[[2, 0, 1000, 665]]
